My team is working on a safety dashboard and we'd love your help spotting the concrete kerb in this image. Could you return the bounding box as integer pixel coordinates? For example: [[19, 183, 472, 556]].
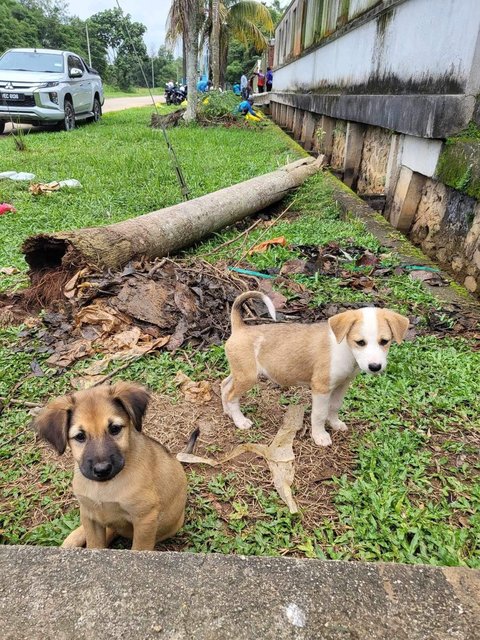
[[1, 546, 479, 640]]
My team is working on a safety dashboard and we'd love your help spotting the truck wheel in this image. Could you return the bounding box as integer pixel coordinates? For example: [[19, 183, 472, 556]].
[[0, 121, 5, 135], [62, 99, 75, 131], [92, 96, 102, 122]]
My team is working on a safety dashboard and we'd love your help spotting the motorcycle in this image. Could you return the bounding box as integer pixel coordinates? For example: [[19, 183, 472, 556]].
[[164, 83, 187, 105]]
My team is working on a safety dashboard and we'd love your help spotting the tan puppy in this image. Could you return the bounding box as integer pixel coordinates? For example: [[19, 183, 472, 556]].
[[34, 382, 190, 550], [221, 292, 409, 446]]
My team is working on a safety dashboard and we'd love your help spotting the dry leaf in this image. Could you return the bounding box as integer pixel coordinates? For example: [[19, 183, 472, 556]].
[[63, 268, 89, 299], [409, 270, 447, 286], [174, 371, 212, 404], [0, 267, 19, 275], [45, 339, 93, 368], [248, 236, 287, 255], [174, 282, 198, 319], [29, 181, 61, 195], [76, 300, 128, 338], [355, 251, 379, 268], [177, 405, 305, 513], [280, 259, 310, 275]]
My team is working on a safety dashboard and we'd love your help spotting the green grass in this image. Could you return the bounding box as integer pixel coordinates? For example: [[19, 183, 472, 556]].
[[0, 106, 301, 291], [0, 111, 479, 566], [103, 84, 165, 99]]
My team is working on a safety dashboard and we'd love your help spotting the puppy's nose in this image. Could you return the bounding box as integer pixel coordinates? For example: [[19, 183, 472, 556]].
[[368, 363, 382, 372], [93, 461, 113, 478]]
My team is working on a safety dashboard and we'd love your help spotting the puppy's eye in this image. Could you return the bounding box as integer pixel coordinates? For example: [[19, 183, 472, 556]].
[[108, 424, 123, 436], [355, 340, 366, 347], [379, 338, 390, 346], [73, 432, 86, 443]]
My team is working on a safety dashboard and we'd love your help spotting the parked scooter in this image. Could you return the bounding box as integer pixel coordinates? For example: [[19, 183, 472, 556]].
[[164, 83, 187, 105]]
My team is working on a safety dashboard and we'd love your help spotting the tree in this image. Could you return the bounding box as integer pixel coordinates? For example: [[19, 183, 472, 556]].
[[89, 8, 147, 90], [0, 0, 108, 74], [24, 158, 321, 273], [166, 0, 203, 122], [212, 1, 273, 87], [211, 0, 220, 87]]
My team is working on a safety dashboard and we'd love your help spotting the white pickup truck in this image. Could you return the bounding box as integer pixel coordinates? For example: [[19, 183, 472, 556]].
[[0, 48, 104, 133]]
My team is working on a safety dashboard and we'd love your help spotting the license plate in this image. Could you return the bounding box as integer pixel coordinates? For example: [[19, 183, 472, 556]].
[[1, 92, 21, 100]]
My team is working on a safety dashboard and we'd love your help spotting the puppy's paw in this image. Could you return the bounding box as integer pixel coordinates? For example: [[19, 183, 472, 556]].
[[235, 417, 253, 430], [329, 418, 348, 432], [312, 430, 332, 447]]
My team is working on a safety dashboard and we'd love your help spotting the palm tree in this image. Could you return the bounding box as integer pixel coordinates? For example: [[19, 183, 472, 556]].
[[210, 0, 221, 88], [216, 1, 274, 87], [166, 0, 203, 122]]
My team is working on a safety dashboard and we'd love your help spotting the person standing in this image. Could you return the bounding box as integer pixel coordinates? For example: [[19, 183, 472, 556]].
[[266, 67, 273, 92], [255, 69, 266, 93], [240, 73, 249, 99]]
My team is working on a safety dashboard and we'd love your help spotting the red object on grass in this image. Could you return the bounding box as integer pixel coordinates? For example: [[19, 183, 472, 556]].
[[0, 203, 16, 215]]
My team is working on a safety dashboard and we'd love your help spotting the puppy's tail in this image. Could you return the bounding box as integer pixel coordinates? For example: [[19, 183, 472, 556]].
[[230, 291, 276, 332], [184, 426, 200, 454]]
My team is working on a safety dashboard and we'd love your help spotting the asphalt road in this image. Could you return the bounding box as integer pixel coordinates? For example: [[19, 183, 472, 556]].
[[2, 94, 164, 134]]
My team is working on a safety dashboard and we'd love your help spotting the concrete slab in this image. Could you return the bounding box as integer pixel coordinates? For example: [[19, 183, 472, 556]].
[[343, 122, 366, 189], [390, 166, 426, 232], [1, 547, 479, 640]]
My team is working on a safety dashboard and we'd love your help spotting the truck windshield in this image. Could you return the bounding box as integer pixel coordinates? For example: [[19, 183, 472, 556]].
[[0, 51, 64, 73]]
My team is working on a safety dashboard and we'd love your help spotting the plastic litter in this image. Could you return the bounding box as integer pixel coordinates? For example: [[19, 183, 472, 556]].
[[58, 179, 82, 188], [0, 171, 35, 181], [0, 203, 16, 215], [228, 266, 275, 279]]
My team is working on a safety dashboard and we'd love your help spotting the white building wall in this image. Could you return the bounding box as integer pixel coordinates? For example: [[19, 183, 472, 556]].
[[274, 0, 480, 95]]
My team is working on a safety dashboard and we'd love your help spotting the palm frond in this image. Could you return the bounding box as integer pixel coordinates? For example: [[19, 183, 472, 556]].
[[166, 0, 206, 46], [227, 1, 274, 32]]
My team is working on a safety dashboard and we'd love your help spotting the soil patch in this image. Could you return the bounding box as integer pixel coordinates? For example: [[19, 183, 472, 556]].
[[147, 382, 358, 537]]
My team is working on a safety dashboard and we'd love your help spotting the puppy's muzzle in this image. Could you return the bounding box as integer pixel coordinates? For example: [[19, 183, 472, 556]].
[[81, 454, 124, 482]]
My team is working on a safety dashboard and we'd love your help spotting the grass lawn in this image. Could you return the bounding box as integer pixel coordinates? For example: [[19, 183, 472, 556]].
[[0, 106, 301, 291], [103, 84, 166, 99], [0, 108, 479, 566]]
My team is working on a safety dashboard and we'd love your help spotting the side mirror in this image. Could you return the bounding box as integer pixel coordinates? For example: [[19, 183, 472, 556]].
[[70, 67, 83, 78]]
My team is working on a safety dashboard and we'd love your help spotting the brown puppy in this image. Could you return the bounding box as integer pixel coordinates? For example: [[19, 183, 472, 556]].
[[222, 292, 409, 446], [34, 382, 189, 550]]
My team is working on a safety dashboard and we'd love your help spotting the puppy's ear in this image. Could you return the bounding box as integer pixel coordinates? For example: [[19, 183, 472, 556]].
[[328, 310, 358, 343], [110, 382, 150, 432], [384, 310, 410, 344], [33, 395, 74, 455]]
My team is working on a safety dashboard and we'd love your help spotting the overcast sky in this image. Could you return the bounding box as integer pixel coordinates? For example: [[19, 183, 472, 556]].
[[66, 0, 171, 54], [66, 0, 288, 55]]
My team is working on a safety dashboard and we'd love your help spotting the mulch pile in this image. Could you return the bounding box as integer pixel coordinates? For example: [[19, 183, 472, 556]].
[[151, 109, 251, 130]]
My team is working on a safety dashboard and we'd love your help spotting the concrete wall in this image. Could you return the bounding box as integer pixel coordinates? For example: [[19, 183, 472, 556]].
[[266, 0, 480, 295], [275, 0, 480, 99]]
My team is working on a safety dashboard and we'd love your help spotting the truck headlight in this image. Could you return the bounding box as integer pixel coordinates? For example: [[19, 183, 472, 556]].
[[38, 81, 59, 89]]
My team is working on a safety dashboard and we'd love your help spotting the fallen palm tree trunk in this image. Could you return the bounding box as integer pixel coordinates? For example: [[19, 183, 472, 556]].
[[22, 157, 322, 275]]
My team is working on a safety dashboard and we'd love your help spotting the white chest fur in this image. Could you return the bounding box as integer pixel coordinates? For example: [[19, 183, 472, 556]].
[[328, 328, 358, 387]]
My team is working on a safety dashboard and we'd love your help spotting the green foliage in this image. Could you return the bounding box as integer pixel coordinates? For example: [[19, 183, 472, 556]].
[[437, 121, 480, 199], [0, 1, 170, 91], [225, 38, 260, 83], [198, 89, 241, 117], [0, 0, 108, 74]]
